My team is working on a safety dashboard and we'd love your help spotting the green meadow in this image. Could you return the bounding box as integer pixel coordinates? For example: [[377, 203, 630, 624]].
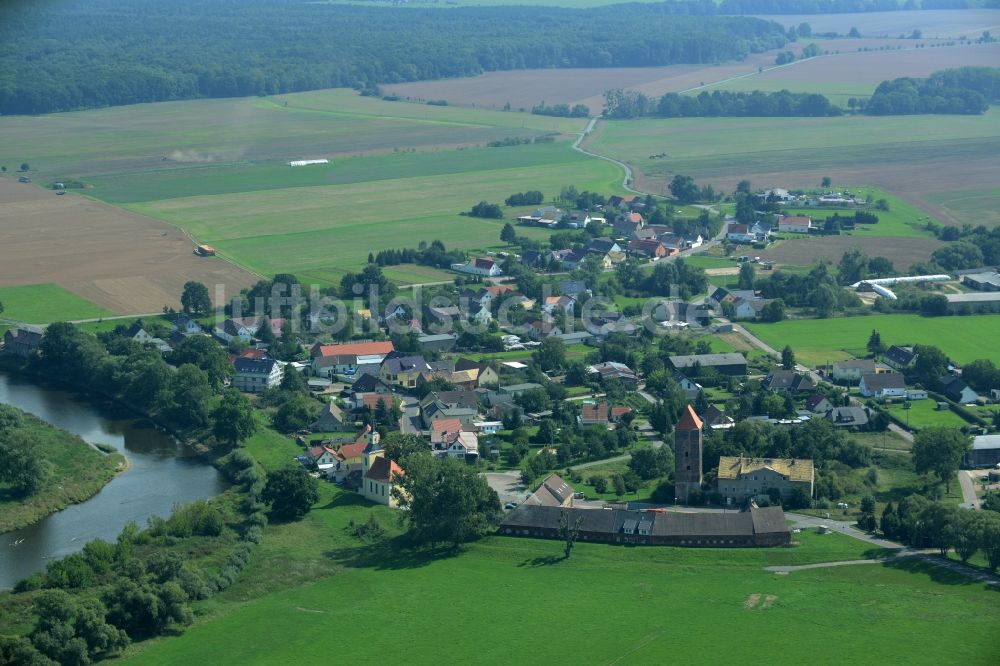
[[125, 145, 623, 284], [887, 399, 970, 430], [778, 186, 938, 238], [123, 482, 1000, 665], [747, 314, 1000, 367], [0, 89, 585, 181], [587, 110, 1000, 187], [926, 186, 1000, 229], [0, 284, 113, 324]]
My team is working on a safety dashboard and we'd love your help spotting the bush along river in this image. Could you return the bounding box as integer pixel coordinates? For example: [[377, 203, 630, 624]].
[[0, 370, 225, 590]]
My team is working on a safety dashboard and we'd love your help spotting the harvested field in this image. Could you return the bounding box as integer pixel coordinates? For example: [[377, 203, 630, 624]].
[[925, 187, 1000, 229], [706, 42, 1000, 103], [758, 236, 944, 270], [747, 9, 1000, 39], [0, 178, 256, 314]]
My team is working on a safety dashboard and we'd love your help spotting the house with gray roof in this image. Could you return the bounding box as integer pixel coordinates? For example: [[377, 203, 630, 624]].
[[669, 353, 747, 377]]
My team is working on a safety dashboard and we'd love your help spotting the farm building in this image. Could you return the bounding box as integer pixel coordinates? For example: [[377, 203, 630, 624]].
[[945, 292, 1000, 313], [961, 270, 1000, 292], [964, 435, 1000, 468], [2, 326, 44, 357], [500, 504, 790, 547], [669, 353, 747, 377]]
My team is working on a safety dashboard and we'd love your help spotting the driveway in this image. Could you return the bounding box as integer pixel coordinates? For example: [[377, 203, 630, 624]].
[[958, 470, 982, 510], [484, 472, 527, 504]]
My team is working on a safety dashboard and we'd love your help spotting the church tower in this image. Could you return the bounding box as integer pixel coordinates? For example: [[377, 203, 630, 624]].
[[674, 404, 704, 504]]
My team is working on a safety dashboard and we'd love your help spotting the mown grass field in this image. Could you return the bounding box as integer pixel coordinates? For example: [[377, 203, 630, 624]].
[[0, 284, 113, 324], [0, 409, 124, 534], [925, 186, 1000, 229], [122, 482, 1000, 665], [887, 399, 970, 430], [746, 314, 1000, 367], [124, 143, 622, 285], [779, 186, 938, 238]]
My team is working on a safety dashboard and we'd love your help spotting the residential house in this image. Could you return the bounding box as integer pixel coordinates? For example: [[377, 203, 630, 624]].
[[701, 404, 735, 429], [434, 430, 479, 461], [763, 371, 816, 394], [565, 210, 593, 228], [307, 445, 341, 473], [587, 361, 639, 390], [542, 295, 576, 318], [172, 314, 203, 335], [310, 340, 395, 378], [884, 345, 917, 371], [805, 393, 833, 414], [657, 233, 687, 254], [684, 232, 704, 249], [577, 401, 632, 428], [826, 406, 870, 428], [379, 355, 431, 390], [559, 280, 591, 299], [232, 357, 283, 393], [2, 327, 43, 357], [430, 418, 464, 444], [716, 457, 814, 505], [215, 317, 257, 344], [613, 212, 645, 238], [417, 333, 457, 352], [732, 297, 771, 321], [674, 372, 703, 400], [310, 401, 345, 431], [726, 224, 756, 243], [627, 239, 670, 259], [939, 374, 979, 404], [587, 238, 625, 262], [859, 372, 907, 399], [454, 358, 499, 388], [830, 359, 892, 384], [522, 473, 574, 508], [452, 257, 502, 277], [525, 320, 562, 340], [777, 215, 812, 234], [669, 353, 748, 377]]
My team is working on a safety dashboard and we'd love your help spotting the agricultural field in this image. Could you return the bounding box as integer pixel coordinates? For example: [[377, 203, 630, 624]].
[[758, 236, 943, 272], [749, 9, 1000, 39], [124, 142, 622, 285], [0, 283, 112, 324], [585, 109, 1000, 233], [925, 187, 1000, 229], [704, 42, 1000, 106], [123, 484, 1000, 665], [746, 314, 1000, 368]]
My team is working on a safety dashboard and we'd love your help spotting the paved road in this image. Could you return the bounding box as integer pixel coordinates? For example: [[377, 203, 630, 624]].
[[398, 395, 422, 435], [958, 469, 982, 510], [785, 512, 904, 551]]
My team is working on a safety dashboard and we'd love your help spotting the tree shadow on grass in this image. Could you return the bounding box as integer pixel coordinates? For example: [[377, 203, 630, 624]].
[[517, 554, 565, 567], [862, 547, 901, 560], [317, 491, 371, 511], [881, 555, 991, 588], [323, 534, 461, 572]]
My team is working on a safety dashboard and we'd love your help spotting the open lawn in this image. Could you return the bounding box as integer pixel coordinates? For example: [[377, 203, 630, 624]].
[[887, 400, 970, 431], [126, 144, 622, 285], [746, 314, 1000, 367], [123, 484, 1000, 665], [0, 283, 113, 324], [780, 187, 939, 239]]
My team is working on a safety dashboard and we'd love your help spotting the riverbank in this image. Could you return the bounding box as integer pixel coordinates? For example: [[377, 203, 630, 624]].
[[0, 407, 126, 534]]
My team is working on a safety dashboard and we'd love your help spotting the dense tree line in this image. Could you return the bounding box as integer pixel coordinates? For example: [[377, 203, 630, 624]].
[[505, 191, 544, 207], [372, 240, 467, 270], [0, 0, 787, 115], [656, 89, 840, 118], [756, 263, 862, 316], [531, 103, 590, 118], [467, 201, 504, 219], [880, 497, 1000, 571], [864, 67, 1000, 115]]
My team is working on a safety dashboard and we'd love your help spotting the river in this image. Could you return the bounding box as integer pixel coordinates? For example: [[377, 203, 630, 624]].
[[0, 371, 225, 590]]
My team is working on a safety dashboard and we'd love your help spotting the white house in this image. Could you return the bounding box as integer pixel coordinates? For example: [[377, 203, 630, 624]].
[[859, 372, 907, 399], [215, 318, 257, 344], [778, 215, 812, 234], [172, 314, 203, 335], [232, 357, 283, 393], [452, 257, 502, 277], [726, 224, 756, 243]]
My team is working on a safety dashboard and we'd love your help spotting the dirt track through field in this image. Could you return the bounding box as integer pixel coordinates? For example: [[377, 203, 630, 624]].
[[0, 179, 256, 314]]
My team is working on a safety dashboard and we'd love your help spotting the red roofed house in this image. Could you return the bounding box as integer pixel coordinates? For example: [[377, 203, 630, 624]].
[[310, 340, 395, 378], [778, 215, 812, 234], [431, 417, 464, 444], [577, 402, 633, 428], [307, 445, 340, 472], [627, 239, 671, 259], [674, 405, 704, 503], [329, 425, 379, 482]]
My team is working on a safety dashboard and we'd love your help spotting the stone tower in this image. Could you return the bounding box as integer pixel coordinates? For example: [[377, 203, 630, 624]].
[[674, 404, 704, 504]]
